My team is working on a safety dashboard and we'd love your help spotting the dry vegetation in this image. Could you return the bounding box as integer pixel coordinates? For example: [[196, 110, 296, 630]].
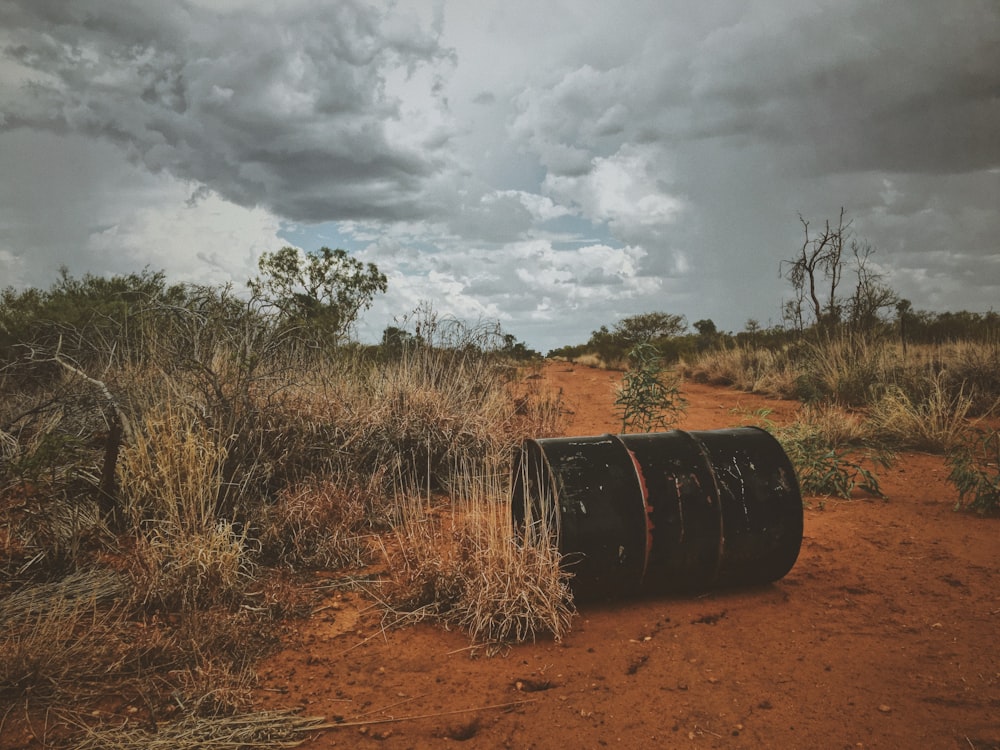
[[681, 334, 1000, 505], [0, 303, 567, 746]]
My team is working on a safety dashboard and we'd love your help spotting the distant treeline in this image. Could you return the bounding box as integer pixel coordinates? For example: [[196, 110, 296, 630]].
[[547, 308, 1000, 366], [0, 263, 540, 378]]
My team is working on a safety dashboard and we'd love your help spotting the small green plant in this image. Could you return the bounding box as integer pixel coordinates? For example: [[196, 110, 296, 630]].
[[615, 343, 687, 433], [946, 428, 1000, 514], [775, 421, 893, 500]]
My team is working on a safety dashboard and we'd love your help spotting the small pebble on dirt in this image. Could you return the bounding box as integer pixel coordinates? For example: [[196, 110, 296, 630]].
[[878, 704, 892, 714]]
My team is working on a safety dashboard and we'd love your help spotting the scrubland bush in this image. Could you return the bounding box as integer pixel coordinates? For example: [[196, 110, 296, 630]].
[[867, 375, 976, 452], [615, 342, 686, 432], [947, 428, 1000, 515], [775, 417, 894, 500]]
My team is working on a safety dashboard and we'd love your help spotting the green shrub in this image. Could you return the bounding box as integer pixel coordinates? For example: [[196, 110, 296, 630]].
[[946, 428, 1000, 515], [775, 420, 893, 500], [615, 343, 687, 433]]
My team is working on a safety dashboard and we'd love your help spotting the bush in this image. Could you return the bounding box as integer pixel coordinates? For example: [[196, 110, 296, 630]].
[[775, 418, 893, 500], [258, 473, 384, 569], [946, 428, 1000, 515], [615, 343, 687, 433], [868, 375, 975, 452], [0, 268, 192, 392]]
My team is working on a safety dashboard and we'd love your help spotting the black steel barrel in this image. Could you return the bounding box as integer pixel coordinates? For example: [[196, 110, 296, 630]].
[[511, 427, 802, 600], [511, 435, 647, 600]]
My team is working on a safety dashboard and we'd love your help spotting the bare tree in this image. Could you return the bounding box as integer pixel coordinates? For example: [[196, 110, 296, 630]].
[[847, 240, 898, 332], [781, 208, 849, 330]]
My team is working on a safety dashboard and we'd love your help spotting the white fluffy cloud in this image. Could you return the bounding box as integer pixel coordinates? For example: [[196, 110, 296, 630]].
[[86, 188, 282, 288], [544, 145, 686, 240]]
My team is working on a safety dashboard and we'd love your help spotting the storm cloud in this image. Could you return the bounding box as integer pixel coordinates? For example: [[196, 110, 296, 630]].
[[1, 0, 454, 222], [2, 0, 998, 349]]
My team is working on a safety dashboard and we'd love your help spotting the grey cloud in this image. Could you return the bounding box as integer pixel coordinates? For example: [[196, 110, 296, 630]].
[[511, 2, 1000, 181], [0, 0, 455, 223], [448, 192, 536, 243], [850, 171, 1000, 307], [685, 1, 1000, 174], [0, 130, 156, 284], [510, 65, 634, 176]]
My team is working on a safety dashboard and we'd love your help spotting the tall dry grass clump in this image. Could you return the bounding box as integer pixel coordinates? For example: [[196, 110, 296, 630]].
[[868, 373, 977, 452], [792, 334, 899, 406], [905, 339, 1000, 416], [383, 452, 573, 653], [117, 402, 255, 611], [117, 402, 227, 532]]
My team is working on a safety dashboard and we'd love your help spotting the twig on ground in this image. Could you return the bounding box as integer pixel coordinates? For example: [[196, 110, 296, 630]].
[[317, 698, 537, 730]]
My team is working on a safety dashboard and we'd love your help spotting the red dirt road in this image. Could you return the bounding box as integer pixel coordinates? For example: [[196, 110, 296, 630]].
[[257, 363, 1000, 749]]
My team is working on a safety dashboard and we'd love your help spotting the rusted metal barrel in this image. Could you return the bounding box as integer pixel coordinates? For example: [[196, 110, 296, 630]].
[[511, 427, 802, 601]]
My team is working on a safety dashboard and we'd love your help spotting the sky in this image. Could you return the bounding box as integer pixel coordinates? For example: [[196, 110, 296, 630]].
[[1, 0, 998, 352]]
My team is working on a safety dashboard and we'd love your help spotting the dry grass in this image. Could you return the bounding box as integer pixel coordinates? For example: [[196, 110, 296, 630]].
[[130, 522, 254, 612], [0, 568, 127, 627], [68, 709, 327, 750], [795, 402, 871, 447], [0, 568, 271, 716], [793, 334, 898, 406], [320, 342, 563, 498], [383, 453, 573, 654], [570, 353, 615, 370], [687, 335, 999, 458], [257, 473, 384, 569], [868, 374, 978, 452], [0, 570, 152, 703], [168, 657, 257, 717], [681, 344, 798, 397]]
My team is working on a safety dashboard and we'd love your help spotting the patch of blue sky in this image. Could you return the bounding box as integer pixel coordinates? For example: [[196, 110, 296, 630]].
[[277, 221, 361, 253], [541, 213, 612, 250]]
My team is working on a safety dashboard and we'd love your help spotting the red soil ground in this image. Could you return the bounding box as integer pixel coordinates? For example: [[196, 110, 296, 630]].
[[256, 363, 999, 749]]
